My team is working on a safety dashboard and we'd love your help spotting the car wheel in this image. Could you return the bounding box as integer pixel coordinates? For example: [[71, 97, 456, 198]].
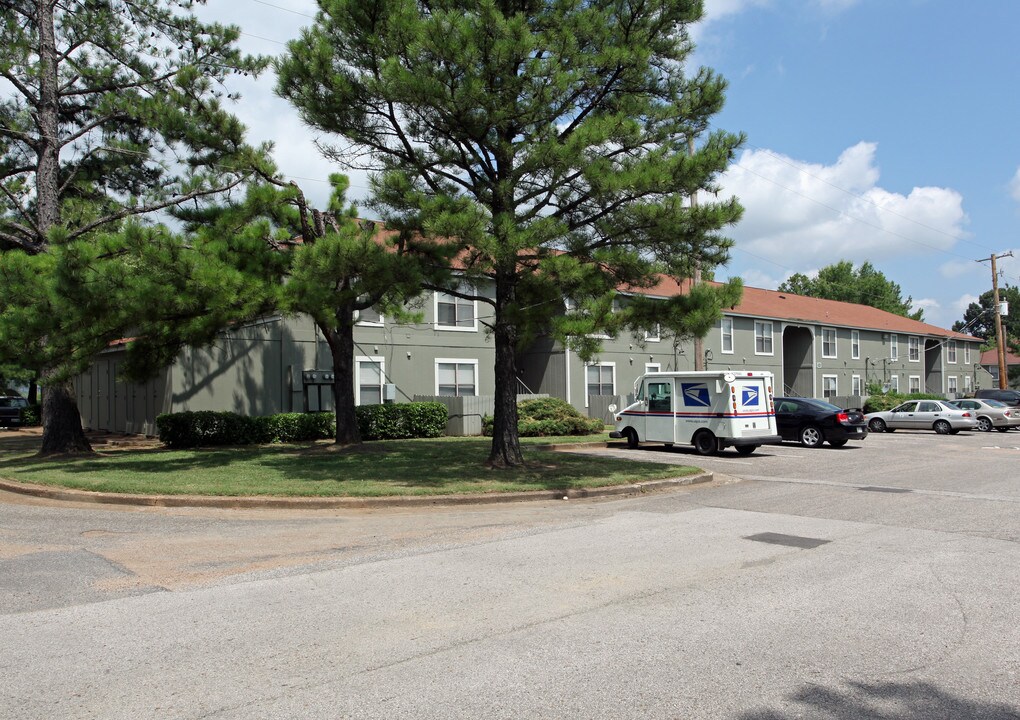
[[624, 428, 639, 449], [828, 438, 848, 447], [868, 417, 887, 433], [735, 444, 758, 456], [933, 419, 952, 435], [692, 430, 717, 456], [799, 425, 824, 448], [977, 417, 993, 432]]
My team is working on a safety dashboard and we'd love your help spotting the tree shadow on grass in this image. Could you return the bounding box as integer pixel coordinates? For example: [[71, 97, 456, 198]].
[[740, 679, 1020, 720]]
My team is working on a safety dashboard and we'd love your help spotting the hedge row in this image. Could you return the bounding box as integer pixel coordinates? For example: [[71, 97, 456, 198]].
[[482, 397, 604, 437], [156, 402, 447, 448], [862, 392, 946, 414]]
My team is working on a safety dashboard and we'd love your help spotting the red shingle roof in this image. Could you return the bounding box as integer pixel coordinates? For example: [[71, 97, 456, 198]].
[[980, 349, 1020, 366], [624, 277, 980, 342]]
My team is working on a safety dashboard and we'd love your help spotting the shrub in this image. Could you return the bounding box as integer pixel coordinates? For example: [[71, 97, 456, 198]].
[[19, 403, 40, 427], [156, 406, 440, 447], [863, 392, 945, 414], [482, 397, 604, 437], [355, 402, 447, 440]]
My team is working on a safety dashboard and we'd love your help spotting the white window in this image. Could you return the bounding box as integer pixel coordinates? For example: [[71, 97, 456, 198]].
[[356, 356, 385, 405], [948, 376, 958, 395], [435, 359, 478, 396], [822, 374, 838, 399], [964, 375, 972, 393], [585, 363, 616, 406], [908, 375, 921, 394], [947, 340, 957, 364], [908, 336, 920, 362], [721, 317, 734, 354], [822, 327, 837, 358], [890, 334, 898, 361], [889, 374, 899, 392], [644, 324, 661, 342], [965, 344, 971, 365], [356, 305, 384, 327], [435, 290, 477, 331], [851, 330, 860, 360], [851, 375, 862, 396], [645, 363, 661, 374], [754, 321, 773, 356]]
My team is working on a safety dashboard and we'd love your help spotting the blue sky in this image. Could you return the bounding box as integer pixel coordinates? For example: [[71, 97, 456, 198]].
[[200, 0, 1020, 331]]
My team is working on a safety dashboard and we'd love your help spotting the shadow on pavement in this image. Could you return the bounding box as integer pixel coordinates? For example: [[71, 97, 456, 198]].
[[740, 679, 1020, 720]]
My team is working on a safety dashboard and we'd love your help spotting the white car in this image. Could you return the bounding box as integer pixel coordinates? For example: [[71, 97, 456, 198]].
[[865, 399, 978, 435], [948, 398, 1020, 432]]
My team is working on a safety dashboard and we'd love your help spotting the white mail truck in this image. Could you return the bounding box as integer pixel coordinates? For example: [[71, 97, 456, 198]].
[[609, 370, 782, 456]]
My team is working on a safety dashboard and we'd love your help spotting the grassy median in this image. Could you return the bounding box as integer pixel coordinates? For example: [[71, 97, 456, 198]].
[[0, 433, 699, 497]]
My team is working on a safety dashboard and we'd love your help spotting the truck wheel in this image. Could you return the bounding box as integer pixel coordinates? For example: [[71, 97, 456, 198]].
[[735, 445, 757, 456], [624, 428, 639, 449], [692, 430, 717, 456]]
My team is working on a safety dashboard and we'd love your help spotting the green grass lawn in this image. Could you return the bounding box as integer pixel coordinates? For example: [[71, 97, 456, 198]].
[[0, 434, 700, 497]]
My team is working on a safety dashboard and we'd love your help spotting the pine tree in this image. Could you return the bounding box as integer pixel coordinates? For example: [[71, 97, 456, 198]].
[[277, 0, 744, 467], [0, 0, 268, 454]]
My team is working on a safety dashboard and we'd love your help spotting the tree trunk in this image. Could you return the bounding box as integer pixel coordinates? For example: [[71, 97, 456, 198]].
[[38, 377, 93, 455], [323, 320, 361, 445], [487, 274, 524, 468]]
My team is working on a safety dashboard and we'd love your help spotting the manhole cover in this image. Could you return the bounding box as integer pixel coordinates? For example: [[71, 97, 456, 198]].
[[743, 532, 830, 549]]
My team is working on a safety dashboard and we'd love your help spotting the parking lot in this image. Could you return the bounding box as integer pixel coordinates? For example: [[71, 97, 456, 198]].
[[3, 430, 1020, 719]]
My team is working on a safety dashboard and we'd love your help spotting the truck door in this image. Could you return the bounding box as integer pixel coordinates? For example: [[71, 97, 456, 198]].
[[644, 379, 675, 443]]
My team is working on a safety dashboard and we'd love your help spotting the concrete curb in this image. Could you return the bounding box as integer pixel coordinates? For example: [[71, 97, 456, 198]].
[[0, 472, 712, 510]]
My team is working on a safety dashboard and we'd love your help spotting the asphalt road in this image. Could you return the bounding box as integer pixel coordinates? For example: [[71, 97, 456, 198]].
[[2, 430, 1019, 719]]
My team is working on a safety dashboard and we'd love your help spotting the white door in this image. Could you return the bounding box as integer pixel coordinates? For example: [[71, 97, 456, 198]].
[[644, 379, 675, 443]]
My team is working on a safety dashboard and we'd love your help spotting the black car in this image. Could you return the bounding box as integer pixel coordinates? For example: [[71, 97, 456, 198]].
[[0, 396, 28, 428], [974, 388, 1020, 407], [774, 397, 868, 448]]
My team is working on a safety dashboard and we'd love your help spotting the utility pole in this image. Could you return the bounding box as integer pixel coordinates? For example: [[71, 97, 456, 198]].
[[690, 135, 704, 371], [988, 252, 1013, 389]]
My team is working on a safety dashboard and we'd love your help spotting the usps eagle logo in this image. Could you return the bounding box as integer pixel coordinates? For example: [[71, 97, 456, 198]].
[[681, 383, 711, 407], [741, 387, 759, 407]]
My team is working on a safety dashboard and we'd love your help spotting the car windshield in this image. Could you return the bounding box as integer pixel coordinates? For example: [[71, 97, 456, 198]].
[[0, 397, 26, 408]]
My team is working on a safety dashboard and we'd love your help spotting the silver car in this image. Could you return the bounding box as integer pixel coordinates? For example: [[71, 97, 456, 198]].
[[948, 398, 1020, 432], [865, 399, 978, 435]]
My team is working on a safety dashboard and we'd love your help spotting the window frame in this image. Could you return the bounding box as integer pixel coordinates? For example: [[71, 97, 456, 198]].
[[355, 305, 384, 328], [754, 320, 774, 356], [908, 336, 920, 362], [964, 344, 971, 365], [851, 330, 860, 360], [948, 376, 958, 395], [947, 340, 957, 364], [644, 323, 661, 343], [889, 374, 900, 392], [721, 317, 734, 354], [821, 374, 838, 399], [645, 362, 661, 374], [821, 327, 837, 359], [889, 334, 899, 361], [355, 356, 386, 406], [584, 362, 616, 408], [851, 374, 862, 396], [434, 358, 479, 397], [908, 375, 921, 394], [434, 290, 478, 332]]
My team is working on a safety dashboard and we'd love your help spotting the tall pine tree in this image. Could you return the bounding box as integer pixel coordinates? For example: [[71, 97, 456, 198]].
[[277, 0, 744, 467], [0, 0, 267, 454]]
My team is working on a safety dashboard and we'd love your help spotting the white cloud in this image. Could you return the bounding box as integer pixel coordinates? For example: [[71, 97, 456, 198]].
[[911, 297, 939, 316], [719, 142, 968, 273], [1010, 167, 1020, 204]]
